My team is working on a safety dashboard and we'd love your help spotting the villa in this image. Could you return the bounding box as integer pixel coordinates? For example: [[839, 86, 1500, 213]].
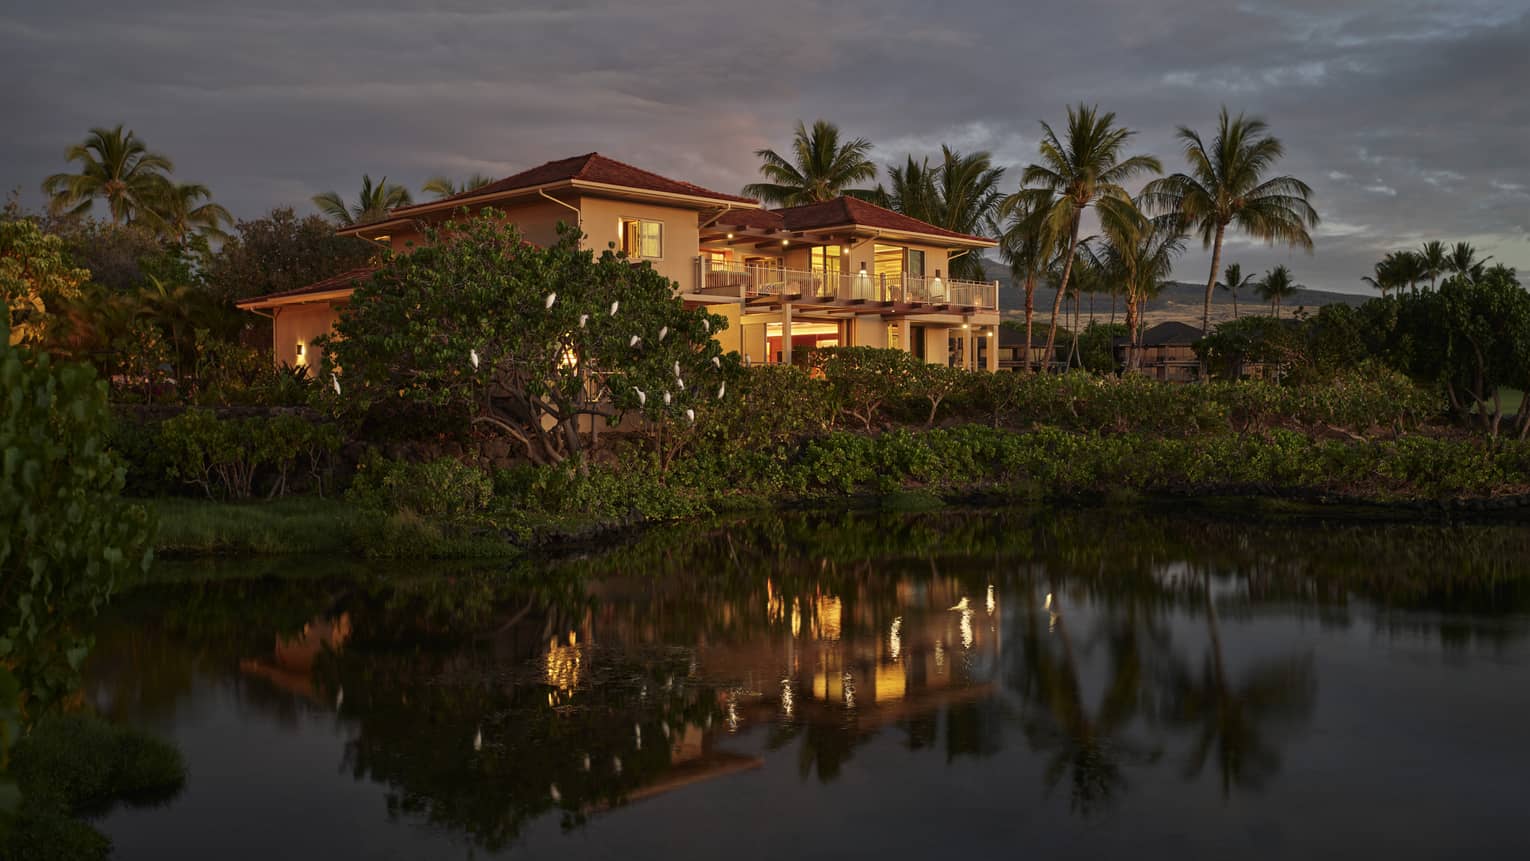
[[237, 153, 1002, 372]]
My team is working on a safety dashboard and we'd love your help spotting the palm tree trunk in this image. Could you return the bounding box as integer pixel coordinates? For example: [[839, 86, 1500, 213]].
[[1232, 290, 1239, 319], [1202, 223, 1226, 333], [1042, 220, 1081, 374], [1024, 272, 1036, 373]]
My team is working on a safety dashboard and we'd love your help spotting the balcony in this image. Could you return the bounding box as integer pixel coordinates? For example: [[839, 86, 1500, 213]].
[[697, 259, 998, 311]]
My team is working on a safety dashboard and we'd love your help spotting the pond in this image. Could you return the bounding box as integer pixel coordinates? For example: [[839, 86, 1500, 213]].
[[84, 507, 1530, 859]]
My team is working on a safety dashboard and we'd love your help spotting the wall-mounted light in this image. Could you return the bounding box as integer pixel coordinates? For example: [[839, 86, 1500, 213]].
[[726, 232, 734, 239], [295, 341, 306, 361], [781, 238, 790, 246], [962, 323, 970, 330]]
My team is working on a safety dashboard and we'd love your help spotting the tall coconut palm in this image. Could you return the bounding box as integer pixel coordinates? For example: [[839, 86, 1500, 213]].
[[1447, 241, 1491, 281], [1257, 265, 1301, 318], [880, 156, 941, 223], [1393, 250, 1428, 294], [742, 120, 878, 205], [1219, 262, 1255, 319], [42, 125, 175, 223], [1417, 240, 1448, 290], [999, 191, 1061, 372], [1142, 108, 1318, 333], [1005, 104, 1162, 371], [421, 174, 497, 199], [150, 181, 234, 245], [312, 175, 414, 227], [882, 147, 1004, 279], [1362, 253, 1403, 296], [1094, 195, 1186, 369]]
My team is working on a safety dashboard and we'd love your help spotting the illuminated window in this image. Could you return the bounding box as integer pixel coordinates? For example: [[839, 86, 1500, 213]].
[[618, 218, 663, 259], [810, 245, 842, 276], [906, 249, 926, 278]]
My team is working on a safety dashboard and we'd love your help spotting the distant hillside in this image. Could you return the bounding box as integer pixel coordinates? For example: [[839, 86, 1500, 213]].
[[983, 260, 1368, 328]]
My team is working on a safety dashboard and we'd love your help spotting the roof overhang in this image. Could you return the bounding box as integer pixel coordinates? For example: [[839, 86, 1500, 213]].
[[236, 288, 355, 311], [341, 180, 763, 239]]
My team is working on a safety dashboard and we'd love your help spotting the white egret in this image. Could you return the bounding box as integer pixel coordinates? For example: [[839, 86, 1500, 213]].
[[579, 314, 589, 328], [331, 374, 341, 396], [629, 335, 641, 348], [610, 300, 619, 316], [686, 408, 695, 422], [544, 292, 557, 309], [658, 326, 668, 341], [635, 389, 646, 405], [470, 349, 480, 369]]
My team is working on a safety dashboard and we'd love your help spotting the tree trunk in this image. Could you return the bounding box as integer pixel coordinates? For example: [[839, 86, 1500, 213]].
[[1125, 295, 1141, 370], [1024, 271, 1036, 373], [1232, 290, 1239, 319], [1202, 223, 1226, 334], [1042, 218, 1081, 374]]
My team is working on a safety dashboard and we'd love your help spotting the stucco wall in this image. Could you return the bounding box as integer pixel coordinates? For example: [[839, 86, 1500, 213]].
[[273, 303, 343, 373], [577, 196, 700, 293]]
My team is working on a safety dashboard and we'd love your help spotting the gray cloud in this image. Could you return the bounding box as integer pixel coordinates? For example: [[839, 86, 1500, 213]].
[[4, 0, 1526, 292]]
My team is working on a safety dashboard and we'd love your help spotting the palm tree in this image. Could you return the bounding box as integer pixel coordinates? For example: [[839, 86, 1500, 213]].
[[1257, 265, 1301, 318], [742, 120, 878, 205], [149, 182, 234, 245], [1394, 250, 1428, 294], [1219, 262, 1255, 319], [1094, 195, 1186, 369], [1447, 241, 1491, 281], [999, 192, 1061, 372], [1142, 108, 1319, 333], [882, 147, 1005, 279], [1005, 104, 1162, 372], [422, 174, 497, 199], [42, 125, 175, 223], [1362, 253, 1404, 296], [312, 175, 413, 227], [880, 156, 941, 223], [1417, 240, 1448, 290]]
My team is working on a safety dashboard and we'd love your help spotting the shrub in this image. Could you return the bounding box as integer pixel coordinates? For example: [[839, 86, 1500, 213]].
[[157, 409, 341, 499], [347, 453, 494, 519]]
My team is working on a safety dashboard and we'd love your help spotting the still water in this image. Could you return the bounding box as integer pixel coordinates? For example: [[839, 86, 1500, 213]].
[[85, 508, 1530, 859]]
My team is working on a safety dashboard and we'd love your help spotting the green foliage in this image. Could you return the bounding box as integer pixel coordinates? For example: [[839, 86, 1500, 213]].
[[325, 215, 733, 466], [1068, 322, 1127, 373], [200, 207, 375, 306], [157, 409, 341, 499], [0, 330, 154, 722], [347, 453, 494, 520], [0, 220, 89, 347], [3, 714, 184, 861], [810, 346, 921, 430]]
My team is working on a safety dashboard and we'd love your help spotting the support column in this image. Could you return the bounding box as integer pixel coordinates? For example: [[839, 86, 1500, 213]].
[[782, 303, 793, 366], [986, 327, 999, 372]]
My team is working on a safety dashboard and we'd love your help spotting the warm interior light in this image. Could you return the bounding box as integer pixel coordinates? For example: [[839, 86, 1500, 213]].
[[986, 330, 994, 337], [296, 342, 305, 356], [726, 232, 734, 239], [781, 238, 789, 246], [962, 323, 970, 329]]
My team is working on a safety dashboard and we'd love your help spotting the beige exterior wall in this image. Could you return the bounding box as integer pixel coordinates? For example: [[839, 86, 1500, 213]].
[[704, 301, 747, 356], [383, 198, 577, 253], [273, 303, 343, 373], [740, 314, 769, 365], [577, 196, 701, 293], [922, 325, 950, 366], [854, 315, 888, 348]]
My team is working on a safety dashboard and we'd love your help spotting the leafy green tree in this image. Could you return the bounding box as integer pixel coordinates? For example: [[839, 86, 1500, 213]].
[[1142, 108, 1318, 332], [879, 156, 941, 222], [808, 347, 921, 431], [201, 207, 376, 305], [0, 221, 90, 347], [1007, 104, 1161, 371], [41, 126, 174, 224], [1257, 265, 1301, 318], [743, 120, 878, 205], [422, 174, 496, 199], [0, 320, 155, 724], [1219, 262, 1255, 319], [324, 214, 733, 466], [312, 175, 413, 227]]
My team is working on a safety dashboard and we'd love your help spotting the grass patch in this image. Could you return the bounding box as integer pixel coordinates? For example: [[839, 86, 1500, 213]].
[[149, 496, 372, 555], [147, 496, 524, 560], [3, 714, 186, 861]]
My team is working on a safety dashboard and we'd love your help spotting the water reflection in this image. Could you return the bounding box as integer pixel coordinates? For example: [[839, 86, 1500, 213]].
[[85, 508, 1530, 858]]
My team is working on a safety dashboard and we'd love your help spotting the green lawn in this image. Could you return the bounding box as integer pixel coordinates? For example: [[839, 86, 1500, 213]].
[[146, 496, 372, 556]]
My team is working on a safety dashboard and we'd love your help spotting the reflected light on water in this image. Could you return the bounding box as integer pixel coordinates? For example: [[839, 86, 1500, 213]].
[[546, 638, 583, 691], [986, 584, 996, 616], [960, 608, 974, 651], [815, 595, 842, 641], [781, 678, 795, 719], [889, 617, 903, 661]]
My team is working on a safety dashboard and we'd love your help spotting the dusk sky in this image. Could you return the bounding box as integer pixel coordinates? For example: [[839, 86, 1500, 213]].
[[5, 0, 1527, 293]]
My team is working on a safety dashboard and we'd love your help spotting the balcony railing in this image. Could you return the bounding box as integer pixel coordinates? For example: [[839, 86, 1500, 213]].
[[697, 259, 997, 310]]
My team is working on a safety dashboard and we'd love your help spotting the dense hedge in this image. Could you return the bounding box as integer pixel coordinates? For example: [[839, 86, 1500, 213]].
[[112, 408, 341, 499]]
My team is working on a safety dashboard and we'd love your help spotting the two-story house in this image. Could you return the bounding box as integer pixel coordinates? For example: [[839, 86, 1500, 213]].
[[237, 153, 1001, 372]]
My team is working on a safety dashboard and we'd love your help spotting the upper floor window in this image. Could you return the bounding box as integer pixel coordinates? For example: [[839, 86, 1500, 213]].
[[619, 218, 663, 259], [811, 245, 842, 276], [906, 249, 926, 278]]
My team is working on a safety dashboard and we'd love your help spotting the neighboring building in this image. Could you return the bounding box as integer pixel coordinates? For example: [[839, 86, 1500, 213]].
[[976, 325, 1063, 372], [1117, 321, 1204, 381], [237, 152, 1001, 372]]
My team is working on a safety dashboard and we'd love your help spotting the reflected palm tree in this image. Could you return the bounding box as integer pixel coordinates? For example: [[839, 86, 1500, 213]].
[[1164, 568, 1316, 798], [1012, 586, 1160, 814]]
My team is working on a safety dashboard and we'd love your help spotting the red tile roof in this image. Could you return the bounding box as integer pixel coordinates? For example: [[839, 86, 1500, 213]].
[[236, 266, 377, 307], [776, 197, 992, 244], [707, 208, 786, 231], [386, 153, 757, 221]]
